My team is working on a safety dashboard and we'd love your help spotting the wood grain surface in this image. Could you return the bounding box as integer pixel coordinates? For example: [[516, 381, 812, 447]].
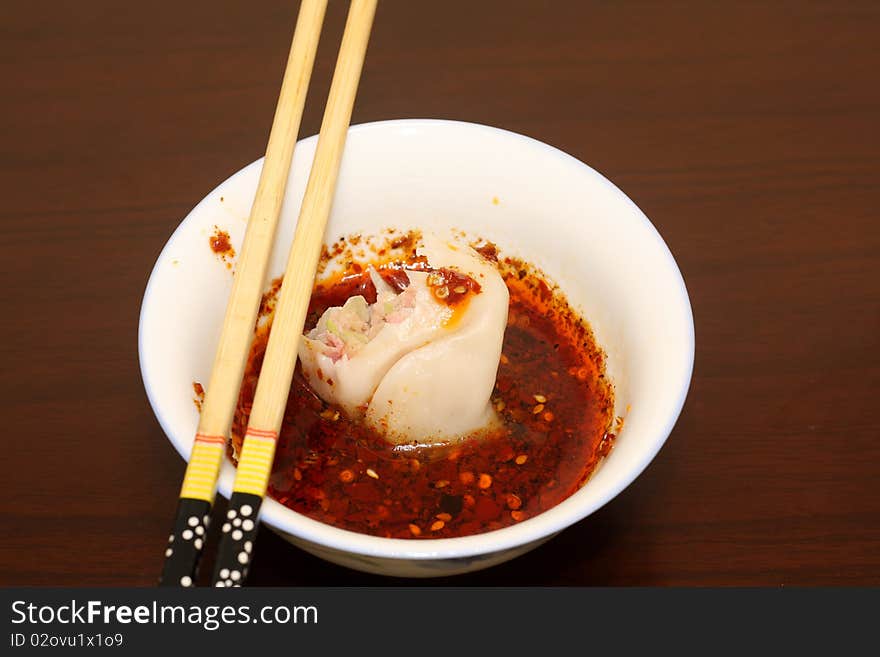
[[1, 0, 878, 586]]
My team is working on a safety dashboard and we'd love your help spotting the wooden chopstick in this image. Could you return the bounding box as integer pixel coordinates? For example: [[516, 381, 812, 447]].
[[159, 0, 329, 588], [210, 0, 378, 587]]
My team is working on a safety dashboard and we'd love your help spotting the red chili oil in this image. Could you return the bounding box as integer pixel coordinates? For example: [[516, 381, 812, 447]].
[[209, 226, 235, 269], [230, 257, 615, 539]]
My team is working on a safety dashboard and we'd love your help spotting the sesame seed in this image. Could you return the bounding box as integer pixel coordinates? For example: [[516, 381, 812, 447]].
[[430, 520, 445, 531], [320, 408, 340, 421], [532, 404, 545, 414], [436, 513, 452, 522], [453, 285, 467, 294], [366, 468, 379, 479], [408, 524, 422, 536], [515, 454, 528, 465], [533, 394, 547, 403], [435, 479, 450, 488]]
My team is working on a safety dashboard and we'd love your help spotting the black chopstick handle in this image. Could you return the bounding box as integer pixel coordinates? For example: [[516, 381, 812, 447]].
[[158, 497, 212, 587], [210, 492, 263, 587]]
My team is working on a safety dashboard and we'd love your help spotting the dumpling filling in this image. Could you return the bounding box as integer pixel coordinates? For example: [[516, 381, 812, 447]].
[[305, 271, 420, 363], [298, 234, 509, 446]]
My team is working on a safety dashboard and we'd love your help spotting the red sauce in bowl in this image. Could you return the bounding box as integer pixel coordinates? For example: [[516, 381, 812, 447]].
[[228, 247, 615, 539]]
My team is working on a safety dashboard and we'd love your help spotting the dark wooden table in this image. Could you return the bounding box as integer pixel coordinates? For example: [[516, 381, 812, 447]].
[[2, 0, 878, 586]]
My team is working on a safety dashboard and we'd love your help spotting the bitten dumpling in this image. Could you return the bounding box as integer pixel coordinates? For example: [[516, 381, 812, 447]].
[[297, 234, 509, 445]]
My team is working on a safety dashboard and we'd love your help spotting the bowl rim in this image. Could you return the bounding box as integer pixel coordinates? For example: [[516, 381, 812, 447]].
[[138, 117, 695, 561]]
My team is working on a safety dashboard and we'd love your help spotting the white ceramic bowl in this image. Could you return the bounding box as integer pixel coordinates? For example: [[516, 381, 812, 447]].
[[139, 119, 694, 577]]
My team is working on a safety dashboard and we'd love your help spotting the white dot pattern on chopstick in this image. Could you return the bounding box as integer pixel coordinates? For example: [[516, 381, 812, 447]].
[[168, 513, 209, 558], [214, 498, 260, 586], [162, 499, 212, 589]]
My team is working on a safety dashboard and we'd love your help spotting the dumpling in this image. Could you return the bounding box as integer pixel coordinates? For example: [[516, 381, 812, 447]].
[[297, 234, 509, 445], [365, 236, 509, 444]]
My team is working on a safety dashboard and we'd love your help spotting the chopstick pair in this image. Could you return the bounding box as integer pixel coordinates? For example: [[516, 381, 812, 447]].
[[159, 0, 378, 587]]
